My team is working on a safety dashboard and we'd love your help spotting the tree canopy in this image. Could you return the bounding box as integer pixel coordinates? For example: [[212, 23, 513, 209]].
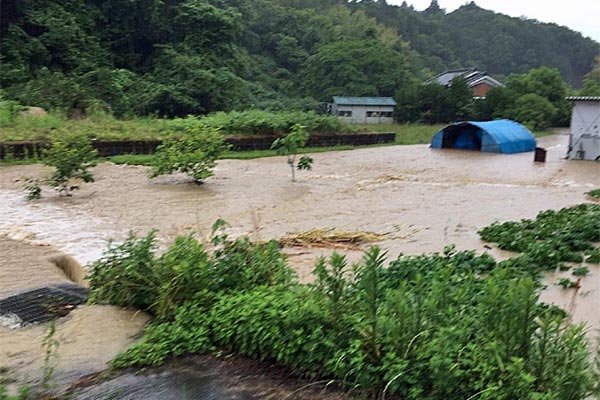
[[0, 0, 598, 118]]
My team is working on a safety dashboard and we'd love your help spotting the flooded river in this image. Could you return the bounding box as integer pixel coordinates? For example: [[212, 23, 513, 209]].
[[0, 133, 598, 396]]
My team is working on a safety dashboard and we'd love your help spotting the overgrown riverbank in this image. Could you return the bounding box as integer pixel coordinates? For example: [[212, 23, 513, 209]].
[[84, 205, 600, 400]]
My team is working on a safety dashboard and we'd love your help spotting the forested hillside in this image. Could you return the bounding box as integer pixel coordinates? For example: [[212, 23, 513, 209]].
[[1, 0, 598, 118], [351, 1, 598, 85]]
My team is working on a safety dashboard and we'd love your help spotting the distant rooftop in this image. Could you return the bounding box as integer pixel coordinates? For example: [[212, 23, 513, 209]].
[[426, 68, 503, 88], [566, 96, 600, 102], [332, 96, 397, 106]]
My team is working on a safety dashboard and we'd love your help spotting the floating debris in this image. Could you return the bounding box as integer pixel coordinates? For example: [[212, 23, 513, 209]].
[[279, 228, 385, 250]]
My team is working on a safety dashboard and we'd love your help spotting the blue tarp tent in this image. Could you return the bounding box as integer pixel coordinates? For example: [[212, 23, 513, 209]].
[[430, 119, 536, 154]]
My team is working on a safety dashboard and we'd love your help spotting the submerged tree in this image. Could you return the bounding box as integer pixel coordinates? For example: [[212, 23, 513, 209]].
[[24, 132, 98, 199], [270, 124, 313, 182], [150, 127, 229, 184]]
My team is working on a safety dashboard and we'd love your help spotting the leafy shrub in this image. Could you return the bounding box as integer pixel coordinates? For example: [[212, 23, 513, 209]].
[[479, 204, 600, 272], [23, 178, 42, 201], [210, 286, 337, 375], [89, 222, 294, 320], [22, 132, 98, 199], [196, 110, 348, 136], [44, 132, 98, 195], [511, 93, 557, 130], [150, 126, 229, 183], [99, 231, 598, 399], [113, 304, 212, 368], [586, 248, 600, 264], [88, 231, 160, 310], [0, 95, 24, 126], [271, 124, 314, 182], [572, 267, 590, 277]]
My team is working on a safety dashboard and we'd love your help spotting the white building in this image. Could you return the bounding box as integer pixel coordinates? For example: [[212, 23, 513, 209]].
[[331, 97, 396, 124], [566, 97, 600, 161]]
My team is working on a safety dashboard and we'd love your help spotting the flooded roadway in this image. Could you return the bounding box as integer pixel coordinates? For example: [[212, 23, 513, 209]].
[[0, 133, 598, 395]]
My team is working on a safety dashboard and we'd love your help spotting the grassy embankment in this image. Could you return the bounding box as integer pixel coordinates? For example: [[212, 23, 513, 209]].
[[0, 113, 552, 166]]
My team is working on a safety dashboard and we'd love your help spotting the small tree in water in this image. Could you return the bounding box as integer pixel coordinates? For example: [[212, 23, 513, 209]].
[[151, 127, 229, 184], [270, 124, 313, 182], [24, 132, 97, 199]]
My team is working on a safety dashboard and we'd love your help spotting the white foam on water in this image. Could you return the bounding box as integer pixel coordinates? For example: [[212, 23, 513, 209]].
[[0, 190, 121, 266], [0, 313, 23, 329]]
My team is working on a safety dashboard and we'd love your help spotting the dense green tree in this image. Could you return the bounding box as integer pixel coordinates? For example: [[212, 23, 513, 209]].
[[477, 86, 512, 120], [352, 1, 599, 86], [415, 83, 453, 123], [446, 77, 473, 120], [0, 0, 598, 118], [511, 94, 557, 130], [301, 39, 409, 100], [580, 56, 600, 95], [503, 67, 571, 126]]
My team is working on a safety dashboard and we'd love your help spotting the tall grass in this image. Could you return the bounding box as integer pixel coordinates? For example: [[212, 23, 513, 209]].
[[0, 110, 350, 142], [0, 112, 175, 142]]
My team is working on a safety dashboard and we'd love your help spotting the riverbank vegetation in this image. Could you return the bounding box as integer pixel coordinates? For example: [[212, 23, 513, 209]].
[[87, 206, 600, 399], [479, 204, 600, 274], [0, 108, 351, 143]]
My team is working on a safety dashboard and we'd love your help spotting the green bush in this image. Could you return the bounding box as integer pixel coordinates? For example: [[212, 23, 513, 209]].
[[150, 126, 229, 183], [196, 110, 348, 136], [21, 132, 98, 199], [271, 124, 314, 182], [95, 231, 598, 399], [88, 223, 294, 320], [479, 204, 600, 272], [511, 93, 557, 130], [44, 132, 98, 195], [0, 95, 24, 126], [87, 231, 160, 310]]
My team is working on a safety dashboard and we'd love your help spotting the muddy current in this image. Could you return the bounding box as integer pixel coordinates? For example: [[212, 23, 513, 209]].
[[0, 133, 599, 396]]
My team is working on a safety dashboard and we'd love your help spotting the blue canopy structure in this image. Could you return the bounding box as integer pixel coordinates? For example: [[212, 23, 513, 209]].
[[430, 119, 536, 154]]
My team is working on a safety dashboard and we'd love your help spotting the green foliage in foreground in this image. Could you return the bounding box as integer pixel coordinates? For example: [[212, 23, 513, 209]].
[[88, 222, 293, 320], [150, 127, 229, 183], [479, 204, 600, 272], [0, 385, 30, 400], [88, 227, 599, 399]]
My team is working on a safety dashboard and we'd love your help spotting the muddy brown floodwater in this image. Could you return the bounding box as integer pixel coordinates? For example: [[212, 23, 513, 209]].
[[0, 133, 599, 396]]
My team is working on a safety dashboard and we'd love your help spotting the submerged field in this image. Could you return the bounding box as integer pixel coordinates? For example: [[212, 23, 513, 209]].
[[0, 133, 599, 397]]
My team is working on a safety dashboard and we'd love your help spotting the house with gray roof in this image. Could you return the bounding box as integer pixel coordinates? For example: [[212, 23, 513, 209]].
[[426, 68, 503, 97], [331, 96, 396, 124]]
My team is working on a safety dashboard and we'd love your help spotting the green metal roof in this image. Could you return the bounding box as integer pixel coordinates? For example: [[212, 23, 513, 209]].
[[332, 96, 396, 106]]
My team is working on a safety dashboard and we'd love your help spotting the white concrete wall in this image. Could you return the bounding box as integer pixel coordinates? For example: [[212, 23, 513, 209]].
[[568, 101, 600, 161], [332, 105, 394, 124]]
